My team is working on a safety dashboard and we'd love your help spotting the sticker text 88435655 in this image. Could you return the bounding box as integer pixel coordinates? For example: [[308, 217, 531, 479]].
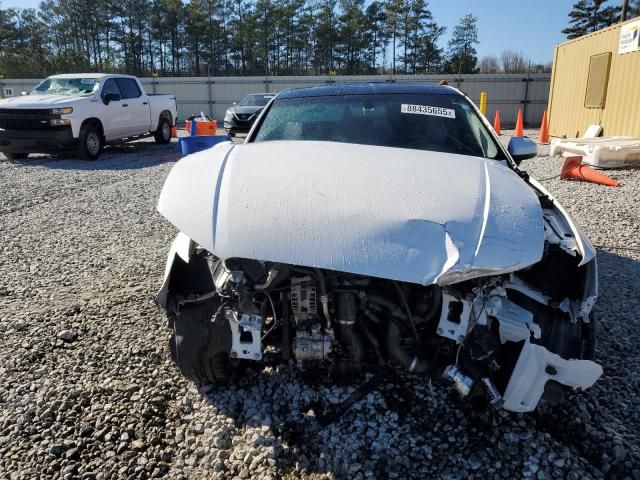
[[401, 104, 456, 119]]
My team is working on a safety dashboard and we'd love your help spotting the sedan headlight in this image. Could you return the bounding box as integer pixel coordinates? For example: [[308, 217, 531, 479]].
[[50, 107, 73, 115], [224, 109, 233, 120]]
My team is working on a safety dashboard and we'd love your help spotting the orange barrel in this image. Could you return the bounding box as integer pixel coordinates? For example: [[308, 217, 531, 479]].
[[186, 120, 217, 136]]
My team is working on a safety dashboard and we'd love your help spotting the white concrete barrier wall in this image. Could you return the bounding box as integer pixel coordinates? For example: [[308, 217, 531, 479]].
[[0, 74, 550, 128]]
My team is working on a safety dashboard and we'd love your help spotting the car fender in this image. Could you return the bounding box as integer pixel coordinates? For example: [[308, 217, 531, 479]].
[[456, 89, 595, 266], [529, 176, 597, 266], [156, 231, 194, 308]]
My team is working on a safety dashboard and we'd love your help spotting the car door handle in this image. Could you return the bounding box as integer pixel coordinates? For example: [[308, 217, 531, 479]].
[[122, 104, 128, 107], [142, 102, 148, 105]]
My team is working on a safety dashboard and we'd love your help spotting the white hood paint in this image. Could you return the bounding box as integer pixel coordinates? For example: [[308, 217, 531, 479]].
[[0, 95, 88, 108], [158, 141, 545, 286]]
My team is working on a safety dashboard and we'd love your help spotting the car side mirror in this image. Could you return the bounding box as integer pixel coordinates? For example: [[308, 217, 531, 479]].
[[232, 102, 237, 106], [507, 137, 537, 165], [21, 91, 27, 96], [103, 92, 121, 105]]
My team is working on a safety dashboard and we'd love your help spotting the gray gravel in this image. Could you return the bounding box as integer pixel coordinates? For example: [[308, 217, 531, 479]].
[[1, 130, 639, 480]]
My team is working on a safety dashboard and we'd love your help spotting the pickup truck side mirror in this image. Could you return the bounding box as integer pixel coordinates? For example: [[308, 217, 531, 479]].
[[103, 92, 121, 105], [507, 137, 537, 165]]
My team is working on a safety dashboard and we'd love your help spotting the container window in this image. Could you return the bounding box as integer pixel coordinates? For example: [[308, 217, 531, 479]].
[[584, 52, 611, 109]]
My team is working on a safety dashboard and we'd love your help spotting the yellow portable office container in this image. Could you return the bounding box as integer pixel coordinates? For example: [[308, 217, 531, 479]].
[[548, 16, 640, 138]]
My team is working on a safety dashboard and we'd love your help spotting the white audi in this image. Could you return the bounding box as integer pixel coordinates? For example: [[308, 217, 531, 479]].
[[155, 83, 601, 413]]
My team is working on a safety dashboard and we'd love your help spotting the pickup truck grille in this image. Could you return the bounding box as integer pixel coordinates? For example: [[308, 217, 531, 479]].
[[0, 109, 59, 131]]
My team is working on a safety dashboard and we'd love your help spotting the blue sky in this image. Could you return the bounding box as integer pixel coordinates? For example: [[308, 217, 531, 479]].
[[428, 0, 580, 64], [2, 0, 587, 64]]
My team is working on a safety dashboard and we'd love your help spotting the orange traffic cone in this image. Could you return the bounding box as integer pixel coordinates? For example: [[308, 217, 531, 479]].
[[514, 110, 524, 137], [560, 156, 620, 187], [560, 157, 583, 179], [493, 110, 501, 135], [538, 110, 549, 144]]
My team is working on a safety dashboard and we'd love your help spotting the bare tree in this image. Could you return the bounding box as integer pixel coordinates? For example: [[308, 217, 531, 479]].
[[500, 50, 528, 74], [478, 55, 499, 73], [528, 61, 553, 74]]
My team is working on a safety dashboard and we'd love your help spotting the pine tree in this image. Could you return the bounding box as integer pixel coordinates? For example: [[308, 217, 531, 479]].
[[446, 13, 478, 74], [336, 0, 368, 74], [364, 1, 386, 73], [313, 0, 338, 74], [562, 0, 620, 40], [407, 0, 444, 74], [0, 4, 17, 51], [384, 0, 404, 74], [185, 0, 208, 75]]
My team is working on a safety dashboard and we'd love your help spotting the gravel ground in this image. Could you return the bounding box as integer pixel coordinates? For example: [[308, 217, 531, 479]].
[[0, 130, 639, 480]]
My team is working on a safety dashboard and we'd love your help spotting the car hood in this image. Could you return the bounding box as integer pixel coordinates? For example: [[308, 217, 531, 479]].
[[158, 141, 545, 286], [0, 95, 88, 108]]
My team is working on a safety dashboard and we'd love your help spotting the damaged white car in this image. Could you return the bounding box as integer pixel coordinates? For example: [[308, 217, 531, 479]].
[[156, 84, 602, 413]]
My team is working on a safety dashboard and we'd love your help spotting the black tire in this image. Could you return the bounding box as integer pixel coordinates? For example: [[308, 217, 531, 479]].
[[154, 117, 172, 144], [169, 300, 244, 386], [4, 152, 28, 161], [78, 123, 103, 161]]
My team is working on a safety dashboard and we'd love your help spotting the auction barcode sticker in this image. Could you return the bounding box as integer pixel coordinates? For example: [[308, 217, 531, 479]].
[[401, 104, 456, 119]]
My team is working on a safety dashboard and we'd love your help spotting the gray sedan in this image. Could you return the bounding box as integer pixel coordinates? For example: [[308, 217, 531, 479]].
[[223, 93, 275, 134]]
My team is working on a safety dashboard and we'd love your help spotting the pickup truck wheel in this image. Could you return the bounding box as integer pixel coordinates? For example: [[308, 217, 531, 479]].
[[4, 152, 29, 161], [78, 124, 103, 161], [154, 118, 172, 145]]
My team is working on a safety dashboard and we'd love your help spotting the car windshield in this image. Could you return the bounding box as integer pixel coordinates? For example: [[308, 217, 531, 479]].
[[239, 94, 275, 107], [252, 93, 505, 160], [30, 78, 99, 96]]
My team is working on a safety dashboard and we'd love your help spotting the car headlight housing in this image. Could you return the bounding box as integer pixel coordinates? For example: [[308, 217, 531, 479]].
[[50, 107, 73, 115], [49, 119, 71, 126], [224, 109, 233, 120]]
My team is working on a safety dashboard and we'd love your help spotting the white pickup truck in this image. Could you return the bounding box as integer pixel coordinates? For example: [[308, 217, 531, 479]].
[[0, 74, 177, 160]]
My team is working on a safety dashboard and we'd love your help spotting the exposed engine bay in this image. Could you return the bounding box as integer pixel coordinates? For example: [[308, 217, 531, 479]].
[[158, 235, 602, 413], [154, 136, 604, 415]]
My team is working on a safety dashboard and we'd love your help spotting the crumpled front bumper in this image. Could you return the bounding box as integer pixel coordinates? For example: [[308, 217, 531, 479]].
[[503, 338, 602, 412]]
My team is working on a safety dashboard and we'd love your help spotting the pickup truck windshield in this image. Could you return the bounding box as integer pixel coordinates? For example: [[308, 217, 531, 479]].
[[31, 78, 99, 96], [253, 93, 506, 160], [239, 94, 274, 107]]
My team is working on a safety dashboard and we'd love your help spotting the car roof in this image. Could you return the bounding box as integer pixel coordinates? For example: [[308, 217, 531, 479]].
[[276, 83, 461, 99], [47, 73, 136, 79]]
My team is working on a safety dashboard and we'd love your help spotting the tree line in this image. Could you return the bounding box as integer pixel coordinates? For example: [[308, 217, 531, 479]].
[[0, 0, 467, 78], [1, 0, 639, 79], [0, 1, 537, 78], [563, 0, 640, 39]]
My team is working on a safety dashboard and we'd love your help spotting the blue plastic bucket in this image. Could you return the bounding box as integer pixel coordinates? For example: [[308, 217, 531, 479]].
[[176, 135, 232, 155]]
